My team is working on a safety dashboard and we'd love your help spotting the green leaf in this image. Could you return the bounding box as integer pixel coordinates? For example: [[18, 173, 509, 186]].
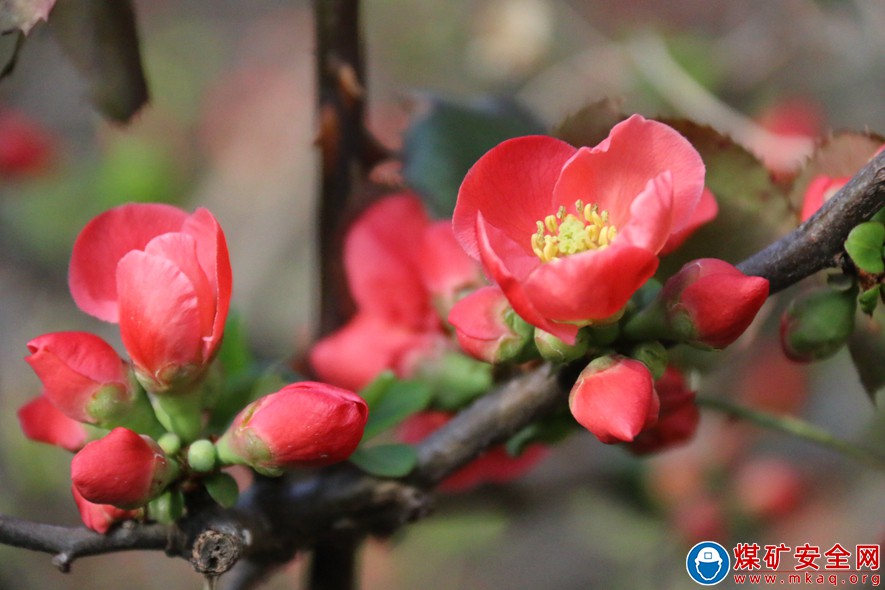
[[416, 352, 493, 411], [49, 0, 148, 122], [216, 312, 253, 379], [848, 312, 885, 404], [204, 473, 240, 508], [505, 412, 575, 457], [402, 96, 544, 218], [859, 286, 881, 316], [349, 443, 417, 478], [361, 380, 434, 440], [655, 119, 791, 274], [358, 370, 397, 410], [845, 221, 885, 274]]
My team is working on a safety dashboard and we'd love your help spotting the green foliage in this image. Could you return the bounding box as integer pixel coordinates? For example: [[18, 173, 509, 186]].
[[204, 473, 239, 508], [402, 96, 544, 217], [505, 412, 574, 457], [845, 221, 885, 274], [848, 311, 885, 404], [349, 443, 418, 478], [361, 380, 434, 441]]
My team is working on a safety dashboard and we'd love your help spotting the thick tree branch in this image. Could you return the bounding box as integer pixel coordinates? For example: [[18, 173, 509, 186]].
[[737, 149, 885, 292]]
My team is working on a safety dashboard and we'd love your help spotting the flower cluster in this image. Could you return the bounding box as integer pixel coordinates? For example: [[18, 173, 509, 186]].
[[18, 204, 368, 532]]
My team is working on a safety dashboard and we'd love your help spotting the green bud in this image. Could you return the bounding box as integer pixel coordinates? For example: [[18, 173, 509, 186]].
[[630, 341, 669, 380], [147, 489, 184, 524], [204, 473, 239, 508], [781, 287, 857, 362], [157, 432, 182, 456], [534, 328, 589, 363], [187, 439, 217, 473]]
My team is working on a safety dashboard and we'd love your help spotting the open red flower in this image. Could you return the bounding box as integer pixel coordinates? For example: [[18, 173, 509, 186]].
[[69, 203, 232, 393], [453, 114, 706, 344], [18, 396, 92, 452], [310, 194, 482, 391]]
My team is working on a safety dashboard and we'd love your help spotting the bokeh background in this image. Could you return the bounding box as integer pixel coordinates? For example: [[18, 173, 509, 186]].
[[0, 1, 883, 588]]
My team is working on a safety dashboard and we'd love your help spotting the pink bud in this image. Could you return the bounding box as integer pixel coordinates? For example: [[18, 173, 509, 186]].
[[448, 286, 533, 363], [663, 258, 769, 349], [216, 382, 368, 474], [71, 428, 176, 509], [628, 367, 700, 454], [69, 204, 232, 394], [17, 396, 91, 452], [25, 331, 130, 424], [569, 355, 659, 444], [71, 485, 140, 534], [399, 411, 546, 492]]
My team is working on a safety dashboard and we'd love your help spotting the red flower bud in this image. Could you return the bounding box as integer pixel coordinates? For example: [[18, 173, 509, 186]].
[[216, 382, 368, 475], [399, 411, 546, 492], [17, 396, 92, 452], [448, 285, 533, 363], [569, 355, 659, 444], [69, 204, 232, 394], [628, 367, 700, 455], [71, 428, 176, 509], [25, 331, 130, 425], [71, 485, 140, 534], [663, 258, 769, 349], [0, 108, 53, 177]]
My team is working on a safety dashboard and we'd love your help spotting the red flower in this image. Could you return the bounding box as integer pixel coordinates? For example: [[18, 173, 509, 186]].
[[0, 108, 53, 177], [17, 396, 91, 452], [69, 203, 232, 393], [216, 382, 369, 475], [71, 428, 176, 509], [448, 285, 532, 363], [453, 115, 706, 344], [628, 367, 700, 455], [662, 259, 769, 349], [568, 355, 659, 444], [72, 485, 141, 534], [310, 194, 482, 390], [25, 331, 130, 424], [399, 411, 546, 492], [800, 175, 850, 222]]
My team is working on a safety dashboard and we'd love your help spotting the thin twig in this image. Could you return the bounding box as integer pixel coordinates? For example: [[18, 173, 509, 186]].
[[696, 396, 885, 472]]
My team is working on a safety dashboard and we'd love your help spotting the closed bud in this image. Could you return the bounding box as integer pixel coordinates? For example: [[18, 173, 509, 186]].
[[662, 258, 769, 349], [628, 367, 699, 454], [448, 286, 534, 363], [25, 332, 163, 437], [216, 382, 368, 476], [780, 287, 857, 362], [72, 428, 178, 509], [569, 355, 659, 444]]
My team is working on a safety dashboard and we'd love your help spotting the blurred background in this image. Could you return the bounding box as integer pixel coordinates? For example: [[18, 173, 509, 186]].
[[0, 1, 883, 588]]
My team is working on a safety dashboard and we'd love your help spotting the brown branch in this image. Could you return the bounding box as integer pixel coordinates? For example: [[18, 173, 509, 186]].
[[737, 149, 885, 292]]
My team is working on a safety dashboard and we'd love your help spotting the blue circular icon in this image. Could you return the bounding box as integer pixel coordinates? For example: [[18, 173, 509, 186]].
[[686, 541, 730, 585]]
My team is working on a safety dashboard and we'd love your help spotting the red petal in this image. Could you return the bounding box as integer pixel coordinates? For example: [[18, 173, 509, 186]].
[[552, 115, 704, 233], [69, 204, 189, 322], [71, 428, 159, 507], [615, 171, 675, 253], [523, 243, 659, 323], [18, 396, 89, 452], [181, 208, 232, 356], [345, 195, 432, 328], [419, 220, 484, 304], [117, 251, 203, 382], [454, 135, 576, 259], [309, 313, 423, 391], [661, 187, 718, 254]]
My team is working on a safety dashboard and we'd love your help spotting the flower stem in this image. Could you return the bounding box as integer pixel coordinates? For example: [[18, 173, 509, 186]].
[[696, 395, 885, 472]]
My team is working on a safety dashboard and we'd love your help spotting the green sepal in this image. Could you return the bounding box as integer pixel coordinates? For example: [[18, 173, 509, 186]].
[[147, 488, 184, 524], [150, 390, 204, 443], [204, 473, 239, 508], [534, 328, 590, 363], [859, 285, 881, 316], [630, 341, 668, 380]]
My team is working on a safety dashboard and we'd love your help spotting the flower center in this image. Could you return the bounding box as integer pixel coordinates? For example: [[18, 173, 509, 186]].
[[531, 200, 618, 262]]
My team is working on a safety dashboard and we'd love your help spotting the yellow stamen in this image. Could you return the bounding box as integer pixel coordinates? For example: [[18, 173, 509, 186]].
[[530, 200, 618, 263]]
